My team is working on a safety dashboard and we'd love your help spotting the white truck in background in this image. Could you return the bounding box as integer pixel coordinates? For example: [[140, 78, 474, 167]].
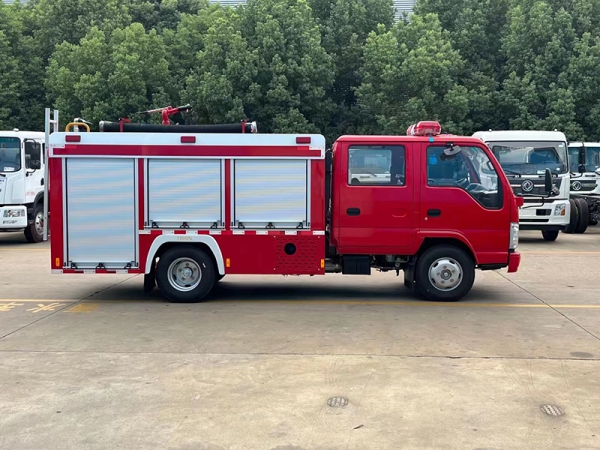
[[472, 130, 571, 241], [566, 142, 600, 233], [0, 130, 46, 242]]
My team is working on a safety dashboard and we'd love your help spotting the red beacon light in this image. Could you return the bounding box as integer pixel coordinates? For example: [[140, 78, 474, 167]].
[[406, 121, 442, 137]]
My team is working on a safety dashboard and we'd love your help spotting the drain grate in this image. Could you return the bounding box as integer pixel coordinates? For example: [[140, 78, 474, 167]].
[[541, 405, 565, 416], [327, 396, 348, 407]]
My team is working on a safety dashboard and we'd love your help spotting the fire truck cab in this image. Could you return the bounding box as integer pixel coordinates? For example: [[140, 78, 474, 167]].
[[45, 113, 521, 303]]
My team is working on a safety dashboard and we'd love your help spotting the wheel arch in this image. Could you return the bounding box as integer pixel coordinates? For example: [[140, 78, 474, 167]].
[[416, 237, 477, 265], [145, 235, 225, 275]]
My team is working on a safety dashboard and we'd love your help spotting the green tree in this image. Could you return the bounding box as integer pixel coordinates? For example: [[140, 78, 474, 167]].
[[162, 3, 229, 105], [0, 2, 45, 130], [498, 1, 580, 135], [566, 32, 600, 139], [184, 0, 334, 134], [309, 0, 394, 136], [46, 23, 171, 127], [128, 0, 208, 33], [356, 14, 469, 134], [28, 0, 132, 62]]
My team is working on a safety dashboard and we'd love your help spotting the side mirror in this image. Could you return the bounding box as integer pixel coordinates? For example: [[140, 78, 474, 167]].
[[441, 145, 462, 160], [544, 168, 553, 194]]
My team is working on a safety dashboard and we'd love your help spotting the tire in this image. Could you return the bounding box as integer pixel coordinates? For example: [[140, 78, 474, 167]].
[[414, 245, 475, 302], [541, 230, 559, 241], [562, 199, 578, 234], [24, 203, 44, 243], [574, 198, 589, 234], [155, 245, 216, 303]]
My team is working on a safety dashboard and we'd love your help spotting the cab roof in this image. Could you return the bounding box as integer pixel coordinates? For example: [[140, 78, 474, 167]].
[[0, 130, 45, 140], [472, 130, 567, 142], [335, 134, 484, 145]]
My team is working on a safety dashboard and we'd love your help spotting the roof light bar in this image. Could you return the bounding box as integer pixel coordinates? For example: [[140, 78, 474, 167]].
[[407, 121, 442, 137]]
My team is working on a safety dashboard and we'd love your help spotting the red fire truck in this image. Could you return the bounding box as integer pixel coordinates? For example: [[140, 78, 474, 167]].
[[44, 109, 522, 303]]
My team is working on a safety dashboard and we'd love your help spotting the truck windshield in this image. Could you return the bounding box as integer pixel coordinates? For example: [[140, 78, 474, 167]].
[[0, 137, 21, 173], [488, 141, 568, 176]]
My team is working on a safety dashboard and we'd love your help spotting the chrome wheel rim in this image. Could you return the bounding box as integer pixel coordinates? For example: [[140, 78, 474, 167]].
[[168, 257, 202, 292], [428, 257, 463, 291], [35, 211, 44, 236]]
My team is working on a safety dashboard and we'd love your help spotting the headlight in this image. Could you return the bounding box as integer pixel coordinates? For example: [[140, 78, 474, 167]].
[[553, 204, 566, 216], [3, 209, 24, 218], [509, 222, 519, 250]]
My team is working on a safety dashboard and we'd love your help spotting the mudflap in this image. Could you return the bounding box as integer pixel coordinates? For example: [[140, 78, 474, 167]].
[[143, 258, 156, 293], [403, 256, 418, 293]]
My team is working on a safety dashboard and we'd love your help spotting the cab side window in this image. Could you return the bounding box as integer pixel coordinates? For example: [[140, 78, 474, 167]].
[[348, 145, 406, 186], [426, 145, 502, 209]]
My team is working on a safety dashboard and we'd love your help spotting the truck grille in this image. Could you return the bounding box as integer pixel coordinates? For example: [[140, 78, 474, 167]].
[[510, 177, 562, 196], [570, 179, 597, 192]]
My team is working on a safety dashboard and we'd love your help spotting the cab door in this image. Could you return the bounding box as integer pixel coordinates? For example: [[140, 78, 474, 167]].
[[418, 142, 511, 262], [335, 141, 417, 254]]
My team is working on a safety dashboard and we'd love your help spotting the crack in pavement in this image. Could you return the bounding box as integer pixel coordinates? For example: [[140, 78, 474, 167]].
[[0, 349, 598, 361], [497, 272, 600, 342], [0, 275, 139, 342]]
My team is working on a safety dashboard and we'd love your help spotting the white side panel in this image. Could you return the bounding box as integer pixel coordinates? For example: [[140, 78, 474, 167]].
[[148, 159, 222, 228], [233, 159, 308, 228], [48, 132, 327, 155], [66, 158, 137, 268]]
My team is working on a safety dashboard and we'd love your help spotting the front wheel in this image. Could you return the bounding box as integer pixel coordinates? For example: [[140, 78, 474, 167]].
[[541, 230, 559, 241], [574, 198, 589, 234], [414, 245, 475, 302], [155, 245, 216, 303], [24, 204, 44, 243]]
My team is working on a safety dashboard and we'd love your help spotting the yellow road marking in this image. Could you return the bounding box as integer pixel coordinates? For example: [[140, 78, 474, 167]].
[[0, 299, 77, 303], [66, 303, 99, 313], [218, 300, 600, 308]]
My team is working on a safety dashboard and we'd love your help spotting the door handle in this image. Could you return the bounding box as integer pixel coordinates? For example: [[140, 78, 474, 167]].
[[347, 208, 360, 216], [427, 209, 441, 217]]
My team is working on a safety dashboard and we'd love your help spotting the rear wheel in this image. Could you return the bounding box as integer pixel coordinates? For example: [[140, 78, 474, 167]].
[[563, 199, 578, 234], [24, 204, 44, 243], [155, 246, 216, 303], [541, 230, 559, 241], [414, 245, 475, 302], [574, 198, 589, 234]]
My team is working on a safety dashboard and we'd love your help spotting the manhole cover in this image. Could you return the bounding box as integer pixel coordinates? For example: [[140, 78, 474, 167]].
[[541, 405, 565, 416], [327, 396, 348, 407]]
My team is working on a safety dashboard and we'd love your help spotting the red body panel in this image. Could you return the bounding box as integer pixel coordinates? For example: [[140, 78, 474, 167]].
[[332, 140, 417, 254], [49, 133, 518, 276]]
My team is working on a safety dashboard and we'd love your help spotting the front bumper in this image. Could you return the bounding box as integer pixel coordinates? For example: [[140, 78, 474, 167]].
[[519, 199, 570, 230], [508, 251, 521, 273], [0, 206, 28, 229]]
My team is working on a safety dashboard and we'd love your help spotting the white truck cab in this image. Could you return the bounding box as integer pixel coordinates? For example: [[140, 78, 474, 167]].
[[0, 130, 46, 242], [566, 142, 600, 231], [473, 130, 570, 241]]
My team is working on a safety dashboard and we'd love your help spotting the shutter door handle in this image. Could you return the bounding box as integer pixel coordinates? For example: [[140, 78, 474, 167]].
[[347, 208, 361, 216], [427, 209, 441, 217]]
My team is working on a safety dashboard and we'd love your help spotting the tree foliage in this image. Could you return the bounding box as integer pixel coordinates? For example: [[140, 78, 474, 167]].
[[2, 0, 600, 141]]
